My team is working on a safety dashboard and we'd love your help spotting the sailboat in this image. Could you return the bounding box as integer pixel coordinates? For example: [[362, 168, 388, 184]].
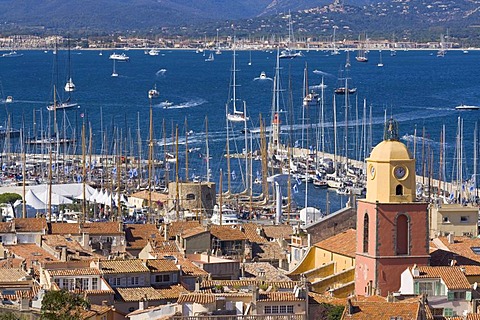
[[205, 52, 214, 62], [64, 38, 75, 92], [248, 50, 252, 66], [355, 34, 368, 62], [47, 44, 79, 112], [226, 40, 249, 123], [377, 51, 384, 67], [111, 59, 119, 77], [331, 26, 340, 55], [279, 11, 303, 59], [437, 34, 446, 57]]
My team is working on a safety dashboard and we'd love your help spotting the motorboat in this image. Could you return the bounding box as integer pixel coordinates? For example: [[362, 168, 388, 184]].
[[227, 110, 249, 122], [64, 78, 75, 92], [335, 87, 357, 95], [279, 49, 303, 59], [455, 104, 479, 110], [303, 92, 320, 108], [161, 100, 173, 108], [1, 51, 23, 58], [205, 52, 214, 62], [210, 205, 241, 225], [109, 52, 130, 61], [260, 71, 267, 79], [5, 96, 13, 103], [148, 49, 159, 56]]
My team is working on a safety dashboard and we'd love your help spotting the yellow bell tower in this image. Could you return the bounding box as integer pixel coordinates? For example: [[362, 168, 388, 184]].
[[365, 118, 416, 203]]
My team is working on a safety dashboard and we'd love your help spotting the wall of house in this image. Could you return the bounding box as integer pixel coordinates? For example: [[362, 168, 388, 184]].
[[114, 299, 165, 315], [304, 207, 356, 245], [150, 271, 179, 286], [430, 205, 478, 237], [181, 302, 214, 316], [256, 300, 306, 315], [182, 232, 210, 254], [0, 233, 16, 245], [104, 272, 150, 288]]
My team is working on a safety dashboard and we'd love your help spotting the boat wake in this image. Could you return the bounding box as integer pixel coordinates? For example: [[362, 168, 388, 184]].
[[156, 98, 206, 110], [313, 70, 335, 78], [156, 69, 167, 76]]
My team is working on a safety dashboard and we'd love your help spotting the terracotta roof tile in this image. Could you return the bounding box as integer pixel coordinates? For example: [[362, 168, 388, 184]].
[[0, 222, 13, 233], [155, 284, 188, 299], [0, 268, 28, 282], [257, 292, 303, 302], [314, 229, 356, 258], [146, 259, 179, 273], [308, 292, 345, 306], [100, 259, 149, 274], [210, 225, 247, 241], [201, 279, 299, 290], [433, 236, 480, 265], [167, 221, 202, 239], [49, 222, 81, 235], [150, 240, 179, 254], [241, 223, 268, 243], [177, 293, 216, 304], [130, 190, 168, 203], [14, 218, 47, 232], [242, 262, 291, 282], [82, 222, 123, 235], [48, 268, 101, 277], [115, 287, 163, 302], [262, 225, 293, 240], [252, 242, 287, 261], [180, 226, 209, 239], [42, 234, 90, 255], [125, 224, 161, 249], [345, 295, 422, 319], [156, 253, 208, 277], [463, 265, 480, 276], [413, 266, 471, 290], [5, 243, 58, 267]]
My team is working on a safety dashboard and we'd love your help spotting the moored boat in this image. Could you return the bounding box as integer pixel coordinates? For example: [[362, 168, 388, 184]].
[[455, 104, 479, 110], [109, 52, 129, 61]]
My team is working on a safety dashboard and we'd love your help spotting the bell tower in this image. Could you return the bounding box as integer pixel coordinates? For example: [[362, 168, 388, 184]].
[[355, 119, 429, 296]]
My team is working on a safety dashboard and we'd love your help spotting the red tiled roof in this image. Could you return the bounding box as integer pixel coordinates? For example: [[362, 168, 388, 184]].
[[241, 223, 268, 243], [262, 225, 293, 240], [314, 229, 356, 258], [0, 222, 13, 233], [125, 224, 161, 249], [48, 268, 101, 277], [257, 292, 303, 302], [100, 259, 149, 274], [14, 218, 47, 232], [0, 268, 28, 282], [413, 266, 471, 290], [210, 225, 247, 241], [4, 243, 58, 267], [156, 252, 208, 277], [344, 295, 422, 319], [167, 221, 202, 239], [180, 226, 208, 239], [49, 223, 81, 235], [146, 259, 178, 273], [150, 240, 179, 254]]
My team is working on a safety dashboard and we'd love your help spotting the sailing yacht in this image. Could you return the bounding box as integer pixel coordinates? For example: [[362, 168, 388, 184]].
[[226, 41, 249, 123], [111, 59, 119, 77], [64, 39, 75, 92], [377, 51, 384, 67], [148, 84, 160, 99], [356, 34, 368, 62], [279, 11, 303, 59], [205, 52, 214, 62], [47, 45, 78, 112]]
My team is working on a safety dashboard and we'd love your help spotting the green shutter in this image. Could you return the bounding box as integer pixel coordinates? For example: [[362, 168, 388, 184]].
[[447, 291, 454, 301], [466, 290, 472, 301], [414, 282, 420, 295], [443, 308, 453, 317]]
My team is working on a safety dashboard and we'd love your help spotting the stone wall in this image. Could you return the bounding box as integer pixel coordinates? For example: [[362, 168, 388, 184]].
[[303, 206, 356, 245]]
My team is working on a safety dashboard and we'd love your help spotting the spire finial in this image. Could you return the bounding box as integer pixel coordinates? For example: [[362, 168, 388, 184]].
[[384, 118, 399, 141]]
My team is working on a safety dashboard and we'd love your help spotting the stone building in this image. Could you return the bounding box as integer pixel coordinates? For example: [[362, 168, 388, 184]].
[[167, 181, 216, 217]]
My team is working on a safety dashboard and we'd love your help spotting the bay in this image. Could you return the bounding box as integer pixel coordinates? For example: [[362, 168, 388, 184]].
[[0, 49, 478, 214]]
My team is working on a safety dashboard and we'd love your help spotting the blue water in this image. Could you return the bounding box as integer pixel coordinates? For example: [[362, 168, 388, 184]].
[[0, 49, 479, 213]]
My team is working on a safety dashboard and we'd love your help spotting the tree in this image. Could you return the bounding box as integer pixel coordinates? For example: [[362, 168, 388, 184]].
[[0, 312, 24, 320], [0, 193, 22, 218], [41, 290, 90, 320]]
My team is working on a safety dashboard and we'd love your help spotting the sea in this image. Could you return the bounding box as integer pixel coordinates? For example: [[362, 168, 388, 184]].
[[0, 48, 479, 214]]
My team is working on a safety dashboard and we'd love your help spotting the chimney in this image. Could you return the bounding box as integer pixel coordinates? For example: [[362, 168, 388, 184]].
[[347, 298, 354, 315], [412, 264, 420, 277], [139, 295, 148, 310], [251, 285, 259, 302], [447, 233, 455, 244], [19, 296, 30, 311], [60, 246, 67, 262], [386, 292, 394, 303], [195, 277, 201, 292]]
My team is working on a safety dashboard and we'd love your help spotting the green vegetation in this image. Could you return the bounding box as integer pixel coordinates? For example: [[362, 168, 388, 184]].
[[0, 193, 22, 218], [40, 290, 90, 320]]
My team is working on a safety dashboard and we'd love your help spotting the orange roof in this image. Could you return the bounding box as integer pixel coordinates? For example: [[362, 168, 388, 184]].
[[344, 295, 422, 319], [314, 229, 356, 258], [463, 265, 480, 276], [167, 221, 202, 239], [0, 222, 13, 233], [100, 259, 149, 274], [241, 223, 268, 243], [49, 222, 81, 235], [146, 259, 179, 273], [177, 293, 216, 304], [156, 252, 207, 277], [14, 218, 47, 232], [82, 222, 123, 235], [257, 292, 303, 302], [434, 236, 480, 264], [130, 190, 168, 203], [125, 224, 161, 249], [413, 266, 471, 290], [48, 268, 101, 277], [4, 243, 58, 267], [150, 240, 179, 254], [210, 225, 247, 241], [0, 268, 28, 283], [115, 285, 186, 302], [262, 225, 293, 240], [180, 226, 208, 239]]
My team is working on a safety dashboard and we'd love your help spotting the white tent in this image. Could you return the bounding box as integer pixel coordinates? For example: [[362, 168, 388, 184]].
[[36, 190, 73, 206], [24, 189, 47, 210], [300, 207, 321, 225]]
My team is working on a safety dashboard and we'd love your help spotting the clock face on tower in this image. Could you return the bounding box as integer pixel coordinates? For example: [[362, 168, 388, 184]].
[[394, 165, 407, 180]]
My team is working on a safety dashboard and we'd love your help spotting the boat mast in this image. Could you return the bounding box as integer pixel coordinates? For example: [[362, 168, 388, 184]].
[[21, 127, 26, 218], [185, 117, 189, 182], [175, 125, 180, 220], [148, 101, 153, 223], [205, 116, 210, 182], [225, 103, 231, 194], [81, 120, 86, 224], [219, 168, 223, 226]]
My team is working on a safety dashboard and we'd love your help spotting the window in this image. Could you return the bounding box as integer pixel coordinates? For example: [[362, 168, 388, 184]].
[[460, 216, 469, 223], [92, 278, 98, 290], [443, 216, 449, 223], [264, 305, 293, 314], [443, 308, 454, 317], [287, 305, 294, 313], [396, 214, 409, 255], [396, 184, 403, 196], [280, 306, 286, 313], [186, 193, 196, 200], [453, 291, 466, 300], [363, 213, 369, 253], [129, 276, 139, 286], [110, 277, 121, 287], [418, 282, 434, 296], [155, 274, 171, 283], [471, 247, 480, 255], [271, 306, 279, 314], [82, 278, 89, 290], [264, 306, 272, 314]]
